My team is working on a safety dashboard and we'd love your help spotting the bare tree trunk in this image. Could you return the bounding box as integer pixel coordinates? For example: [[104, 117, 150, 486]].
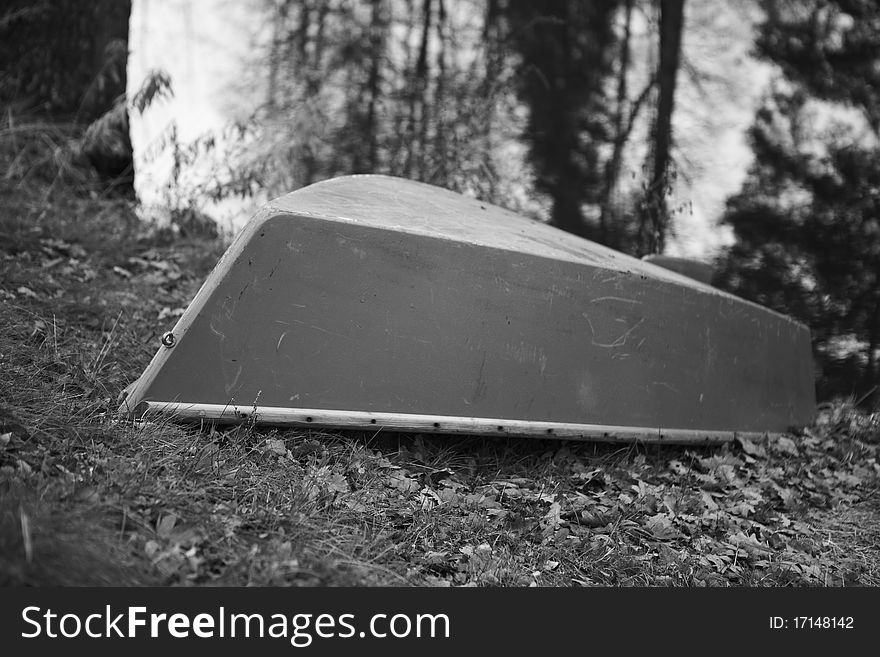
[[364, 0, 386, 172], [506, 0, 618, 240], [599, 0, 634, 244], [432, 0, 448, 184], [295, 0, 327, 186], [475, 0, 505, 200], [550, 3, 586, 236], [404, 0, 432, 179], [483, 0, 503, 87], [312, 1, 329, 75], [266, 1, 292, 110], [644, 0, 685, 254]]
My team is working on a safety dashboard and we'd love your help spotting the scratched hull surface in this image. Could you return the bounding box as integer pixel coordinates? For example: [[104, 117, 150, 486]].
[[120, 175, 816, 442]]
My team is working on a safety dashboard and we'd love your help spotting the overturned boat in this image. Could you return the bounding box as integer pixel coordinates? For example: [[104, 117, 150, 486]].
[[120, 175, 816, 443]]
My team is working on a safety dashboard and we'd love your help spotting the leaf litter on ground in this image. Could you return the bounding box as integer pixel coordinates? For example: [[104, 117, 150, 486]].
[[1, 180, 879, 587]]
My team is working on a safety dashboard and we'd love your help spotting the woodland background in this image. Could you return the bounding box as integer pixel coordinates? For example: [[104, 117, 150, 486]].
[[4, 0, 880, 404]]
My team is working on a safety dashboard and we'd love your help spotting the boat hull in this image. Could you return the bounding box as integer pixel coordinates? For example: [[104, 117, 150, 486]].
[[120, 175, 816, 443]]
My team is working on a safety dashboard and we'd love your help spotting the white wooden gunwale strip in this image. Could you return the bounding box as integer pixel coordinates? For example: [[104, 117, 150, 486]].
[[133, 401, 776, 445]]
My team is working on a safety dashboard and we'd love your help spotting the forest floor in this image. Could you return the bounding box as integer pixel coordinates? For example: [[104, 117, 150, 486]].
[[1, 136, 879, 587]]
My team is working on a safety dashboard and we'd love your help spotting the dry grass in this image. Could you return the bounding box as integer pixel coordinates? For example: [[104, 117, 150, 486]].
[[1, 118, 879, 587]]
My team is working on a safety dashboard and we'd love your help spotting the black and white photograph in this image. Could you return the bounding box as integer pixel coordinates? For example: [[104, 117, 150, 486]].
[[0, 0, 878, 650]]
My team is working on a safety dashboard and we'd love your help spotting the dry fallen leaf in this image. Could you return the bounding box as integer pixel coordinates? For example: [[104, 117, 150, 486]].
[[542, 501, 563, 529], [266, 438, 287, 456], [423, 551, 449, 564], [737, 436, 767, 458], [645, 513, 678, 540], [156, 513, 178, 538], [324, 472, 350, 494], [774, 436, 799, 456], [385, 470, 420, 493], [727, 531, 773, 557]]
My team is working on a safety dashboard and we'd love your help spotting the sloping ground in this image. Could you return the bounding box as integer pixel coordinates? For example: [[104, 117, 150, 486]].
[[1, 188, 879, 587]]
